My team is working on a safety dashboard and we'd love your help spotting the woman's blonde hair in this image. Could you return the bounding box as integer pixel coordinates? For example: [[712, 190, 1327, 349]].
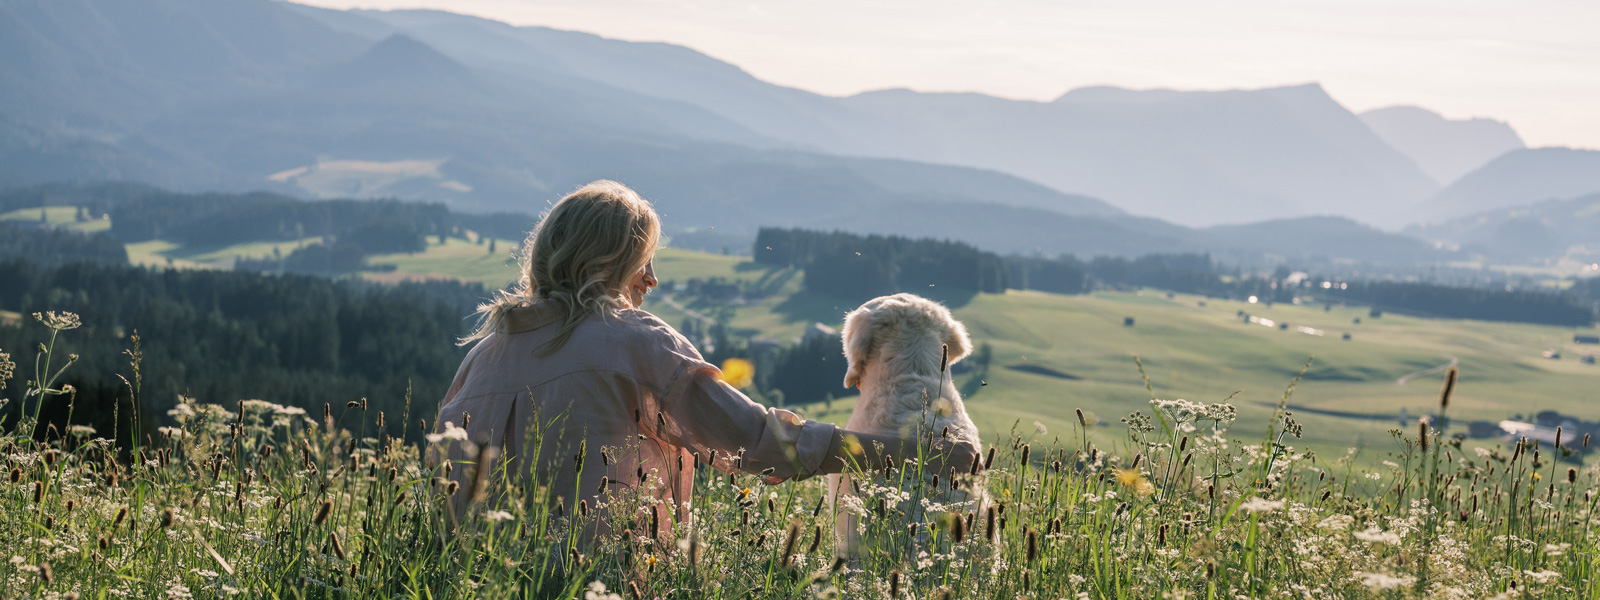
[[464, 180, 660, 353]]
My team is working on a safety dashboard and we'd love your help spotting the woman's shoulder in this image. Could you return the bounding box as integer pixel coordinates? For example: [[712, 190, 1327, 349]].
[[609, 307, 682, 338]]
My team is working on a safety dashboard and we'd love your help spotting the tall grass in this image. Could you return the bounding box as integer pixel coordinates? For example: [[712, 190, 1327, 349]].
[[1, 311, 1595, 599]]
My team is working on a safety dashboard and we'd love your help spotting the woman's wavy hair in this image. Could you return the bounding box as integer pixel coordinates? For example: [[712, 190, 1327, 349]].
[[464, 180, 660, 354]]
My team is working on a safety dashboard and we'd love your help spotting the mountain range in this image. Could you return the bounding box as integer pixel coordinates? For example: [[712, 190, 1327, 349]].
[[1, 0, 1596, 263]]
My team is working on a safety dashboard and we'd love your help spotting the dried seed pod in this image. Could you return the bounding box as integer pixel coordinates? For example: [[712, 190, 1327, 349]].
[[984, 505, 997, 542], [780, 521, 801, 568]]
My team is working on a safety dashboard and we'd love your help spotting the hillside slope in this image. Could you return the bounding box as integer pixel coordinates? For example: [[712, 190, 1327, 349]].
[[294, 8, 1441, 228], [1407, 148, 1600, 225]]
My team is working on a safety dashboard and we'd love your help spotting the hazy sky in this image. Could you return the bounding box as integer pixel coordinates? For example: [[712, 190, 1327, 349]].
[[296, 0, 1600, 150]]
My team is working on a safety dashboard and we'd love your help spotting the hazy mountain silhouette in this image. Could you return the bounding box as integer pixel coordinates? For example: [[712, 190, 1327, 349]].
[[1405, 192, 1600, 262], [1359, 106, 1524, 186], [298, 8, 1442, 228], [1200, 216, 1443, 264], [0, 0, 1484, 263], [1406, 148, 1600, 224]]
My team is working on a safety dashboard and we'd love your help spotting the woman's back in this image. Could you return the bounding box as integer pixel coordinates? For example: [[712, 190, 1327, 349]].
[[435, 300, 838, 539]]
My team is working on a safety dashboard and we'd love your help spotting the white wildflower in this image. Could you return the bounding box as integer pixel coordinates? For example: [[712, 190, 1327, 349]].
[[1353, 527, 1402, 545], [485, 510, 515, 522], [1355, 571, 1414, 590], [1317, 514, 1354, 531], [584, 581, 622, 600], [1239, 497, 1285, 514], [1524, 569, 1561, 584]]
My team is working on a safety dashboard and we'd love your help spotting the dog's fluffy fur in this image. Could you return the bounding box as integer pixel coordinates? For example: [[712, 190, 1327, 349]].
[[830, 293, 984, 555]]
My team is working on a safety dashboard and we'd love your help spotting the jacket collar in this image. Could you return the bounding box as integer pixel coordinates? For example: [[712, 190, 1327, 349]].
[[500, 301, 564, 334]]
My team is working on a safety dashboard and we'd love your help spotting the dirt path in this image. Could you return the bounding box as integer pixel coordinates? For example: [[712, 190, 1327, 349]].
[[658, 294, 716, 326], [1396, 356, 1459, 386]]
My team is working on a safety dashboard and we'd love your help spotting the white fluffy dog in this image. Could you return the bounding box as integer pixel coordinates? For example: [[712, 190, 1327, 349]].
[[830, 293, 985, 555]]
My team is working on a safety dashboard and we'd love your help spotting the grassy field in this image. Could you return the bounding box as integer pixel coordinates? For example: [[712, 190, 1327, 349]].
[[331, 241, 1600, 465], [126, 237, 325, 270], [3, 327, 1593, 598], [59, 223, 1600, 463], [0, 206, 111, 233], [6, 234, 1600, 598]]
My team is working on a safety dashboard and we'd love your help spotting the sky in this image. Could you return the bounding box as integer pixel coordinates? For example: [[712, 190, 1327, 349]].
[[295, 0, 1600, 150]]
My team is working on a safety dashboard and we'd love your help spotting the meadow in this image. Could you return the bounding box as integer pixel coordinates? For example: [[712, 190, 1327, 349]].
[[4, 233, 1597, 598], [2, 311, 1596, 599], [365, 239, 1598, 468]]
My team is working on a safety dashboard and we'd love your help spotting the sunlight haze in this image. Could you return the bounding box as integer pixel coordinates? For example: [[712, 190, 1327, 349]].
[[292, 0, 1600, 150]]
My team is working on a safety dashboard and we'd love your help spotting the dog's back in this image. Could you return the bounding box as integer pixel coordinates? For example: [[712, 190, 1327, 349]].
[[830, 294, 986, 556]]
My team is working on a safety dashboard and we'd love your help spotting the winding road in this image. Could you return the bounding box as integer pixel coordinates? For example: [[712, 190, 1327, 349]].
[[1396, 356, 1459, 386], [657, 294, 716, 326]]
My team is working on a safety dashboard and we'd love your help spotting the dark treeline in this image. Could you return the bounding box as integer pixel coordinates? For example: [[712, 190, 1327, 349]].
[[1324, 281, 1595, 327], [754, 228, 1008, 301], [0, 260, 486, 446], [0, 222, 129, 266], [3, 183, 522, 276], [453, 212, 539, 245], [110, 193, 451, 248], [753, 227, 1595, 327]]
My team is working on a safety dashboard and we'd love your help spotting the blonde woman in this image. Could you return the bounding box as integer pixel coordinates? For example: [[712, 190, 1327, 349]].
[[434, 180, 977, 539]]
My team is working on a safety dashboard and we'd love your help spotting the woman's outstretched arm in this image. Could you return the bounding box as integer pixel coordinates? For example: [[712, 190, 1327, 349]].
[[818, 428, 979, 481]]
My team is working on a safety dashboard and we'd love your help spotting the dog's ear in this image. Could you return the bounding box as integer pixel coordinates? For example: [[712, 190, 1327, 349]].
[[841, 306, 880, 389], [942, 312, 973, 367]]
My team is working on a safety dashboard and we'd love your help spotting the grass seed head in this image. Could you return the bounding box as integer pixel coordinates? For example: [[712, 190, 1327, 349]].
[[985, 504, 997, 542], [9, 467, 19, 484], [314, 500, 333, 525]]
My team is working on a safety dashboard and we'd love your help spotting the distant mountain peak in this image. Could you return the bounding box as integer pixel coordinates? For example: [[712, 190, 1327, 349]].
[[313, 33, 479, 90], [1360, 105, 1524, 186], [1053, 82, 1328, 104]]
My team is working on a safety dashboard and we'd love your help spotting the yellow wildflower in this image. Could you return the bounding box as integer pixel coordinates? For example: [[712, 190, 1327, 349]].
[[1117, 468, 1155, 497], [719, 358, 754, 388]]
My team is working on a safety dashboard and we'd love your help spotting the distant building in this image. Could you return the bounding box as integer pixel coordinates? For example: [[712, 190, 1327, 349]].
[[1499, 421, 1571, 450], [1123, 317, 1135, 327], [802, 322, 838, 343]]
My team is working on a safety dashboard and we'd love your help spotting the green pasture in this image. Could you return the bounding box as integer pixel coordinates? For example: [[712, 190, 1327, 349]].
[[0, 205, 111, 232], [126, 237, 324, 270], [102, 233, 1600, 463]]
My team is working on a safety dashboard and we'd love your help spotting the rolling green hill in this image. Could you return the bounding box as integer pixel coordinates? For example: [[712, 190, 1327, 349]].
[[354, 241, 1600, 464]]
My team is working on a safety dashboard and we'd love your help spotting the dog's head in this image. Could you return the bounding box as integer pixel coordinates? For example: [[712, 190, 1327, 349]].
[[841, 293, 972, 389]]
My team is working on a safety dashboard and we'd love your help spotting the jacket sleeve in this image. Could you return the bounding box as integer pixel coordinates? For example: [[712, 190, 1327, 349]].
[[632, 318, 836, 481]]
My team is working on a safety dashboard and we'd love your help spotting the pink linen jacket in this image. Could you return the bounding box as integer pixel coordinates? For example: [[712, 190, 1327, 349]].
[[432, 301, 836, 538]]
